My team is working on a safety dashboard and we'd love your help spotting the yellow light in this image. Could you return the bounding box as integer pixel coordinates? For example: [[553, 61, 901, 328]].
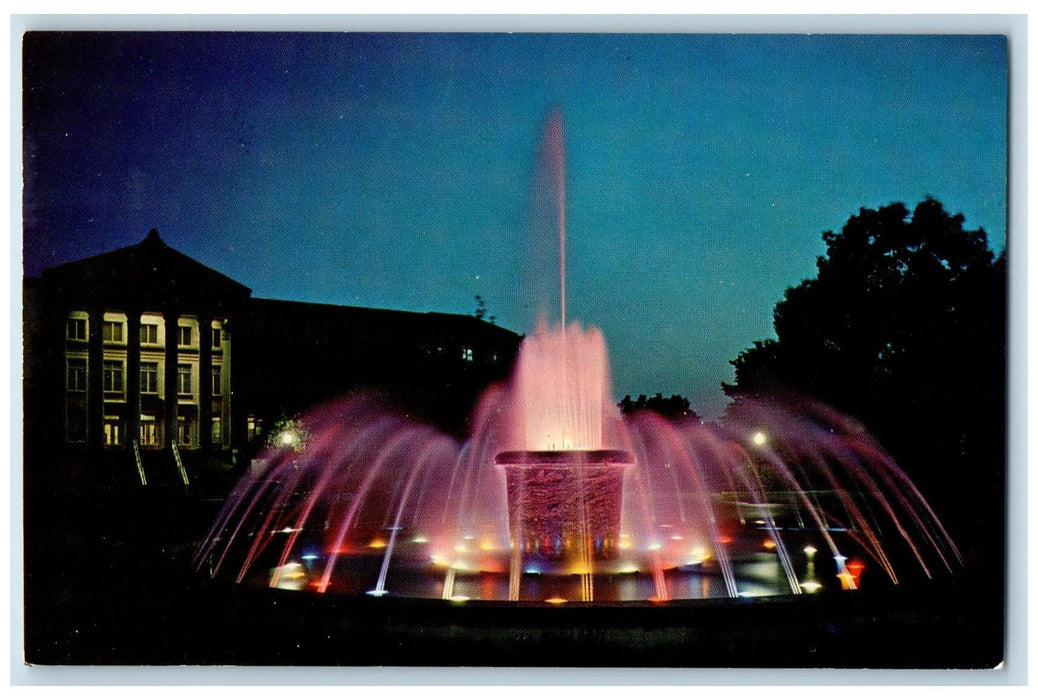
[[803, 545, 818, 556], [837, 572, 857, 590], [670, 535, 684, 541], [763, 539, 776, 550], [800, 581, 822, 593], [647, 542, 662, 551], [368, 538, 387, 549], [453, 543, 468, 553], [618, 540, 633, 550], [448, 595, 470, 603], [751, 431, 767, 447], [479, 539, 496, 551], [545, 597, 567, 605], [411, 536, 428, 544]]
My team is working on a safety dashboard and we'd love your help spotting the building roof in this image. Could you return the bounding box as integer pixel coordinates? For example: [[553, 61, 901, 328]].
[[242, 296, 522, 347], [41, 228, 252, 315]]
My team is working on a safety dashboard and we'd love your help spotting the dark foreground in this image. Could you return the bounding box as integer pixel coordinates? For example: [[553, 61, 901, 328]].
[[22, 450, 1005, 668]]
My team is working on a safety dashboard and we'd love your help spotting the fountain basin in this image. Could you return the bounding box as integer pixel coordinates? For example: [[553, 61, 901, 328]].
[[496, 449, 633, 560]]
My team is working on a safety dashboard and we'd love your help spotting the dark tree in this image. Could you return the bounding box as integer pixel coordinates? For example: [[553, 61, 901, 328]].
[[619, 393, 702, 422], [724, 198, 1006, 560], [473, 295, 488, 320]]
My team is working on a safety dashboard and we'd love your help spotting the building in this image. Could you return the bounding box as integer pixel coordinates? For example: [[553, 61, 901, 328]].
[[29, 229, 251, 454], [24, 229, 522, 457], [236, 297, 521, 440]]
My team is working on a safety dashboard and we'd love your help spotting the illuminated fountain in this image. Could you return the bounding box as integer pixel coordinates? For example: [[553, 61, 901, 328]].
[[195, 111, 961, 604]]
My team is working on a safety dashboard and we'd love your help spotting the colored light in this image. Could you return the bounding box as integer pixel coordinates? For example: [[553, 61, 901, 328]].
[[545, 597, 567, 605], [803, 545, 818, 556], [751, 431, 767, 446]]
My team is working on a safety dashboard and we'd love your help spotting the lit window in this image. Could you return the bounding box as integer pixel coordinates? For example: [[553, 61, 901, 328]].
[[178, 326, 192, 347], [140, 323, 159, 344], [211, 416, 223, 446], [177, 364, 192, 395], [103, 321, 124, 343], [247, 415, 261, 441], [66, 357, 87, 392], [139, 416, 159, 446], [66, 318, 87, 341], [102, 360, 124, 394], [103, 416, 122, 446], [140, 362, 159, 394], [211, 366, 222, 396], [462, 347, 474, 362]]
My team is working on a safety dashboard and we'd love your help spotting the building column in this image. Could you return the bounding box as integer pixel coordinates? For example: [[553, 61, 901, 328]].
[[126, 310, 141, 450], [87, 306, 104, 453], [163, 309, 180, 449], [199, 315, 213, 453]]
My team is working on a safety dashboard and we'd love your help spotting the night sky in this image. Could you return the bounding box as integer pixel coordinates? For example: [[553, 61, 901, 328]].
[[21, 32, 1007, 418]]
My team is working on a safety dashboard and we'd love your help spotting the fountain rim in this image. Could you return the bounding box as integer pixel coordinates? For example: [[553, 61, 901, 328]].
[[494, 449, 635, 466]]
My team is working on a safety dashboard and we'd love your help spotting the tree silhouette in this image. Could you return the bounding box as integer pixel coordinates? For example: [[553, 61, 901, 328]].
[[619, 393, 701, 422], [724, 198, 1006, 560]]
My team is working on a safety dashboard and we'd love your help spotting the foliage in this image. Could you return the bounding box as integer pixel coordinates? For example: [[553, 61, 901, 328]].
[[619, 393, 701, 422], [723, 198, 1006, 553]]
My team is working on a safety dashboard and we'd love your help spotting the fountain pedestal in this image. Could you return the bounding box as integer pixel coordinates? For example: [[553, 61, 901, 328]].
[[496, 450, 633, 561]]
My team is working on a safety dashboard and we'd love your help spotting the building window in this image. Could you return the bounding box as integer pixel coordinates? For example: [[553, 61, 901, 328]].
[[66, 318, 87, 341], [211, 366, 222, 396], [140, 362, 159, 394], [178, 417, 194, 447], [67, 409, 87, 443], [211, 416, 223, 446], [66, 357, 87, 392], [178, 326, 192, 347], [103, 321, 124, 343], [103, 360, 124, 394], [140, 416, 159, 446], [247, 414, 262, 441], [103, 416, 122, 446], [211, 327, 222, 350], [140, 323, 159, 344], [177, 364, 193, 395], [462, 347, 474, 362]]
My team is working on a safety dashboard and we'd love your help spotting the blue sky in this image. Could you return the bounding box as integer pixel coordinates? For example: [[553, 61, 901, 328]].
[[22, 32, 1008, 418]]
